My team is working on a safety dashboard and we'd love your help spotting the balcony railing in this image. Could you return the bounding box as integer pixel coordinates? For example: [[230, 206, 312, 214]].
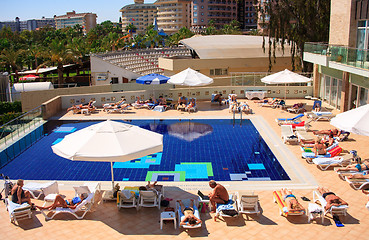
[[304, 42, 369, 70]]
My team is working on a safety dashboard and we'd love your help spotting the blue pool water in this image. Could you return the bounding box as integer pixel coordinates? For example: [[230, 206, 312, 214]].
[[0, 119, 290, 182]]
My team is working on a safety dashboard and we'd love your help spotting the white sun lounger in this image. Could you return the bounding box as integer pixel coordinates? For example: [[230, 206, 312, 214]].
[[313, 190, 348, 223], [311, 153, 354, 170], [176, 199, 202, 229], [345, 176, 369, 190], [235, 192, 260, 216], [5, 199, 32, 223], [40, 192, 96, 220], [23, 181, 59, 200], [281, 125, 298, 144]]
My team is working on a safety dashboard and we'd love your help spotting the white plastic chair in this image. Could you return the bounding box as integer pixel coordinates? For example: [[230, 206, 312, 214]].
[[235, 192, 260, 215], [5, 198, 32, 223], [138, 190, 161, 210], [23, 181, 59, 200]]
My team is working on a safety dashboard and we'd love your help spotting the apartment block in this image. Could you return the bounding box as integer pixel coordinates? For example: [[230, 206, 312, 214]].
[[54, 11, 97, 33], [303, 0, 369, 112], [120, 0, 157, 34], [155, 0, 191, 34], [0, 17, 55, 32]]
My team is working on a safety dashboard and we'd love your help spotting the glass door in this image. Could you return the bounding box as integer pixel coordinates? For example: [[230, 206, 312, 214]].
[[350, 84, 358, 109]]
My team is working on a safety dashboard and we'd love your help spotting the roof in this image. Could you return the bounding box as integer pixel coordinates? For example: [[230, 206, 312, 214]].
[[11, 82, 54, 93], [120, 3, 157, 11], [180, 35, 291, 59], [18, 64, 75, 74]]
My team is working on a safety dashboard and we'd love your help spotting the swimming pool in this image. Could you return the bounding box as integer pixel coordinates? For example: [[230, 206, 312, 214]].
[[0, 119, 290, 182]]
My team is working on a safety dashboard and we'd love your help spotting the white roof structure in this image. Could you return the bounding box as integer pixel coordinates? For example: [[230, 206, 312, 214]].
[[180, 35, 291, 59], [18, 64, 74, 74], [12, 82, 54, 93]]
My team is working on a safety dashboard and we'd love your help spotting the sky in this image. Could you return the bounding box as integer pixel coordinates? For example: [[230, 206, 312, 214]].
[[1, 0, 155, 23]]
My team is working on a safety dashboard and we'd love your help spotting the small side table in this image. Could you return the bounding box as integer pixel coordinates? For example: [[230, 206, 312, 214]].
[[81, 109, 89, 115], [308, 203, 324, 223], [160, 211, 176, 229]]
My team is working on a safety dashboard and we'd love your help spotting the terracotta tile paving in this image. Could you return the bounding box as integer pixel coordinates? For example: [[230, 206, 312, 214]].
[[1, 99, 369, 239]]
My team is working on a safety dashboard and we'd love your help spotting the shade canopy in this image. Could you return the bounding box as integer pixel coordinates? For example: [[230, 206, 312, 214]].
[[19, 74, 40, 81], [168, 68, 213, 86], [261, 69, 312, 84], [330, 104, 369, 137], [52, 120, 163, 162], [52, 120, 163, 189], [167, 122, 213, 142], [136, 73, 169, 85]]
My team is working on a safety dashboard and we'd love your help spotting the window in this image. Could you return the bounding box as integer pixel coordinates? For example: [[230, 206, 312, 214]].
[[210, 68, 228, 75], [201, 19, 204, 22], [194, 11, 198, 17], [194, 5, 198, 10], [194, 18, 197, 23], [111, 77, 119, 84]]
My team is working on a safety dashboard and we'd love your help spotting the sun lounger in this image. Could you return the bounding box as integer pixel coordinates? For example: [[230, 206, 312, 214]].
[[313, 190, 348, 222], [5, 198, 32, 223], [23, 181, 59, 200], [117, 190, 138, 210], [215, 194, 239, 220], [281, 125, 298, 144], [138, 190, 162, 209], [280, 118, 313, 130], [40, 192, 96, 220], [302, 145, 342, 159], [287, 103, 305, 113], [235, 192, 260, 216], [273, 190, 305, 217], [345, 176, 369, 190], [176, 199, 202, 228], [305, 111, 335, 121], [309, 153, 355, 170], [295, 126, 314, 142], [275, 113, 304, 125]]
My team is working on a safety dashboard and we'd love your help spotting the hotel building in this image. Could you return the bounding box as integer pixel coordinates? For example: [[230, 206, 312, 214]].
[[54, 11, 97, 33], [304, 0, 369, 112]]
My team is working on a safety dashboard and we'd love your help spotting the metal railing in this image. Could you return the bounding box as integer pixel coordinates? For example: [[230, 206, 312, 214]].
[[305, 42, 369, 70], [230, 72, 312, 86], [0, 105, 45, 168]]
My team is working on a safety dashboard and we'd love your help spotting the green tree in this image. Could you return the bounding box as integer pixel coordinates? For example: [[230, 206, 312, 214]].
[[254, 0, 330, 71], [0, 48, 24, 82]]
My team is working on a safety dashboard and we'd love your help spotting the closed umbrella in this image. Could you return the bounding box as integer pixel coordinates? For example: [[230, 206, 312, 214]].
[[261, 69, 312, 99], [136, 73, 169, 97], [52, 120, 163, 190], [330, 104, 369, 137]]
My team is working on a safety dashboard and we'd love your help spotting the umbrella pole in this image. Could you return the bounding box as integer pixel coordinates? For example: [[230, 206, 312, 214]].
[[111, 162, 115, 191], [284, 84, 287, 100]]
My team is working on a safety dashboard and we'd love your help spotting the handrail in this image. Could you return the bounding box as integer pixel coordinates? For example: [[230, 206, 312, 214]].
[[0, 105, 42, 129]]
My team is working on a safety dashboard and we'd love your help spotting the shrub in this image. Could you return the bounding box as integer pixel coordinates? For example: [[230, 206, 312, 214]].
[[0, 112, 22, 125], [0, 101, 22, 115]]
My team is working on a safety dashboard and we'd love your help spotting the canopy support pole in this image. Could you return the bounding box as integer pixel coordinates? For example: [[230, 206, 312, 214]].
[[111, 162, 115, 191]]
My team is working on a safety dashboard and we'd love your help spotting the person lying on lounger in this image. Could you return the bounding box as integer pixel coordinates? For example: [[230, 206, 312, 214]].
[[281, 188, 304, 211], [229, 101, 239, 113], [317, 187, 348, 210], [177, 199, 202, 226], [177, 96, 187, 110], [240, 102, 252, 114], [313, 128, 339, 136], [67, 100, 94, 112], [335, 159, 369, 172], [36, 193, 88, 210], [213, 94, 223, 105], [300, 135, 334, 148]]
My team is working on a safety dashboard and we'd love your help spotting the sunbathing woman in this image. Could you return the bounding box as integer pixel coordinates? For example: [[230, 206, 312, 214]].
[[335, 159, 369, 172], [317, 187, 348, 210], [312, 138, 328, 157], [281, 188, 304, 212], [177, 199, 202, 227], [240, 102, 252, 114], [36, 193, 88, 210], [67, 100, 94, 112]]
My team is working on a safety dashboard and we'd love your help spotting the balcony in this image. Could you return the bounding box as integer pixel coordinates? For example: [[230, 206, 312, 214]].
[[304, 42, 369, 77]]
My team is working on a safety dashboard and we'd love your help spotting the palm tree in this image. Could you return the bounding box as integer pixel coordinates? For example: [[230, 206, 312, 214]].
[[0, 48, 24, 82], [125, 23, 137, 35], [39, 39, 74, 86]]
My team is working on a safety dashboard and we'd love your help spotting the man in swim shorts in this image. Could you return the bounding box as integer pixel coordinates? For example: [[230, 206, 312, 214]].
[[281, 188, 304, 211], [208, 180, 229, 213], [317, 187, 348, 210]]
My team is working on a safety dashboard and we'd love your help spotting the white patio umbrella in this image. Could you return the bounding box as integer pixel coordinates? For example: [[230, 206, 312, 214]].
[[168, 68, 213, 98], [52, 120, 163, 190], [330, 104, 369, 137], [168, 68, 213, 86], [261, 69, 312, 99]]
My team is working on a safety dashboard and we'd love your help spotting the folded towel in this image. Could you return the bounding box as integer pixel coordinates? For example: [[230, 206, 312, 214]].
[[312, 156, 343, 165], [121, 190, 132, 199]]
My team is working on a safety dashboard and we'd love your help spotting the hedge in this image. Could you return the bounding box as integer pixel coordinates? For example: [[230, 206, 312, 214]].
[[0, 101, 22, 115], [0, 112, 23, 126]]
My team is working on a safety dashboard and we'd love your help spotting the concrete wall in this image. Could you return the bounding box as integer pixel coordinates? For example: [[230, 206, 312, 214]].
[[159, 56, 293, 77], [58, 85, 312, 110], [90, 56, 141, 86], [329, 0, 357, 47], [42, 96, 62, 120]]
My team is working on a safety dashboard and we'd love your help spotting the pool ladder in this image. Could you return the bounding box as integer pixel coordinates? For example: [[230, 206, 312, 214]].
[[232, 109, 243, 127]]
